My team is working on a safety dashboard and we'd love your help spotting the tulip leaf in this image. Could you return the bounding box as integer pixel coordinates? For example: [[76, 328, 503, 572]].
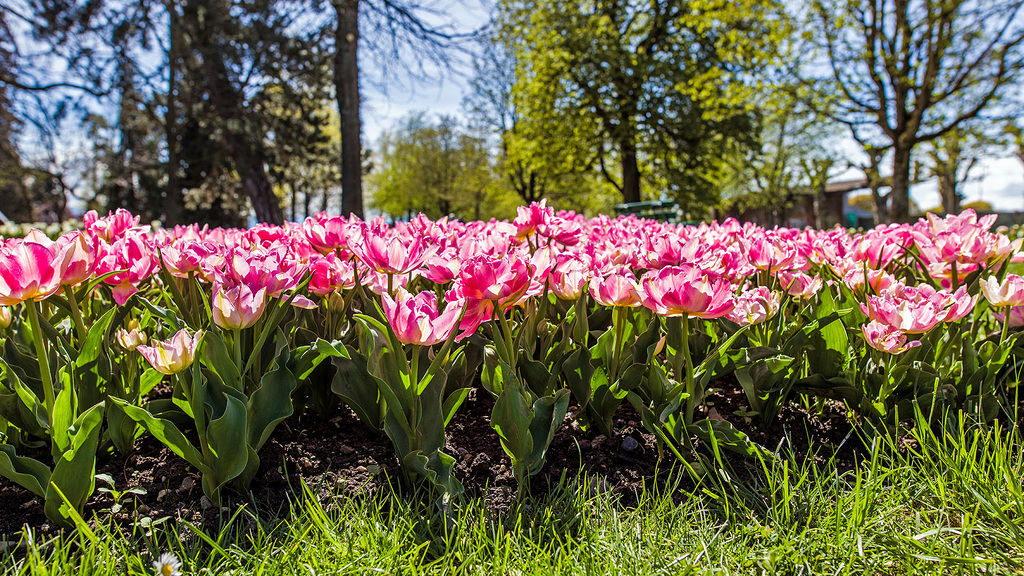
[[404, 449, 463, 506], [202, 332, 241, 393], [247, 345, 297, 452], [205, 393, 249, 494], [689, 417, 764, 459], [44, 401, 105, 525], [137, 297, 183, 332], [0, 443, 50, 497], [330, 349, 384, 432], [107, 400, 141, 454], [51, 383, 77, 454], [0, 356, 49, 430], [110, 398, 207, 473], [442, 386, 470, 427], [294, 339, 351, 380], [562, 347, 594, 408], [74, 308, 117, 368], [139, 368, 164, 397], [491, 382, 534, 480], [525, 389, 570, 477]]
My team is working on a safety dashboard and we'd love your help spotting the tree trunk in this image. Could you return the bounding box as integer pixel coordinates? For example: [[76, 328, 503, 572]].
[[937, 170, 959, 214], [184, 1, 283, 225], [620, 135, 640, 204], [334, 0, 363, 218], [889, 143, 912, 223], [163, 2, 180, 227]]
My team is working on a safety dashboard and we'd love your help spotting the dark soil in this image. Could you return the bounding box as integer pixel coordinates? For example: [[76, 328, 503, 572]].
[[0, 378, 861, 539]]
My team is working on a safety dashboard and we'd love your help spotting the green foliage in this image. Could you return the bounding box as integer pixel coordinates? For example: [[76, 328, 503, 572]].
[[369, 113, 521, 221], [495, 0, 791, 211]]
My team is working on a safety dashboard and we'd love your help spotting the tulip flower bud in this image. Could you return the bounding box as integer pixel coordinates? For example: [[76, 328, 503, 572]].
[[212, 282, 267, 330], [138, 329, 203, 375], [0, 306, 11, 329], [116, 323, 147, 351]]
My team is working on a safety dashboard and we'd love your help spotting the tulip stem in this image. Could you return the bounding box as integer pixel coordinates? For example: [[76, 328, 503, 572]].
[[26, 300, 55, 415], [1001, 309, 1010, 343], [610, 307, 627, 382], [63, 285, 88, 344], [496, 306, 517, 367], [233, 330, 244, 380], [681, 314, 696, 426]]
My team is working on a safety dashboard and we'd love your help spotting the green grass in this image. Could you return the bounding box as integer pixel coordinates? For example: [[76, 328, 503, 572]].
[[3, 417, 1023, 575]]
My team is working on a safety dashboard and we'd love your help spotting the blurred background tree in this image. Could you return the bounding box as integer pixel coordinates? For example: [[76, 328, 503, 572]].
[[0, 0, 1021, 225]]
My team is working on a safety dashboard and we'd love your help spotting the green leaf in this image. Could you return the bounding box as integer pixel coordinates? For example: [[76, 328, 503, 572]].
[[45, 401, 105, 525], [138, 368, 164, 397], [205, 393, 250, 494], [0, 357, 49, 430], [110, 398, 207, 472], [202, 332, 241, 393], [563, 347, 594, 408], [689, 417, 765, 459], [524, 389, 570, 477], [330, 348, 384, 432], [491, 382, 534, 478], [74, 308, 117, 368], [442, 387, 470, 426], [0, 444, 50, 497], [247, 345, 297, 452]]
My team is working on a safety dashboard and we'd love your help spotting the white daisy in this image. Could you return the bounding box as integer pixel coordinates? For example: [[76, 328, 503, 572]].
[[153, 552, 182, 576]]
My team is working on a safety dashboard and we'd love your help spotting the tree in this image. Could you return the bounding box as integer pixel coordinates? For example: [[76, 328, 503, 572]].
[[717, 87, 841, 226], [369, 113, 519, 221], [325, 0, 475, 219], [925, 126, 1001, 213], [808, 0, 1024, 222], [464, 31, 613, 212], [497, 0, 786, 211]]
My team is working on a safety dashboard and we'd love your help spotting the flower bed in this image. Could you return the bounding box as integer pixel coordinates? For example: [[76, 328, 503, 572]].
[[0, 204, 1021, 528]]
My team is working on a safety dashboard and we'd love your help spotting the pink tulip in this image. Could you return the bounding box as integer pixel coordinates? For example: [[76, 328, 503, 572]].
[[137, 329, 203, 375], [457, 255, 531, 311], [979, 274, 1024, 308], [422, 249, 460, 284], [549, 255, 591, 300], [777, 270, 823, 299], [212, 282, 268, 330], [747, 235, 798, 272], [302, 213, 358, 254], [308, 254, 356, 296], [0, 237, 74, 305], [160, 240, 223, 278], [350, 228, 436, 275], [381, 288, 462, 346], [995, 305, 1024, 328], [842, 269, 897, 294], [95, 232, 158, 305], [84, 208, 141, 242], [513, 200, 554, 239], [55, 232, 97, 286], [862, 320, 918, 354], [638, 265, 735, 318], [590, 272, 643, 308], [726, 286, 780, 326]]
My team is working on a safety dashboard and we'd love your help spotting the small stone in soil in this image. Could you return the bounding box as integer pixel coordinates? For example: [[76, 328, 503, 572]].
[[178, 477, 195, 493], [338, 444, 355, 454], [621, 437, 639, 451], [157, 489, 170, 502], [200, 496, 213, 510]]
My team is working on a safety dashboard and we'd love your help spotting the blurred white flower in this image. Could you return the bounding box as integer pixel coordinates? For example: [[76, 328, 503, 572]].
[[153, 552, 182, 576]]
